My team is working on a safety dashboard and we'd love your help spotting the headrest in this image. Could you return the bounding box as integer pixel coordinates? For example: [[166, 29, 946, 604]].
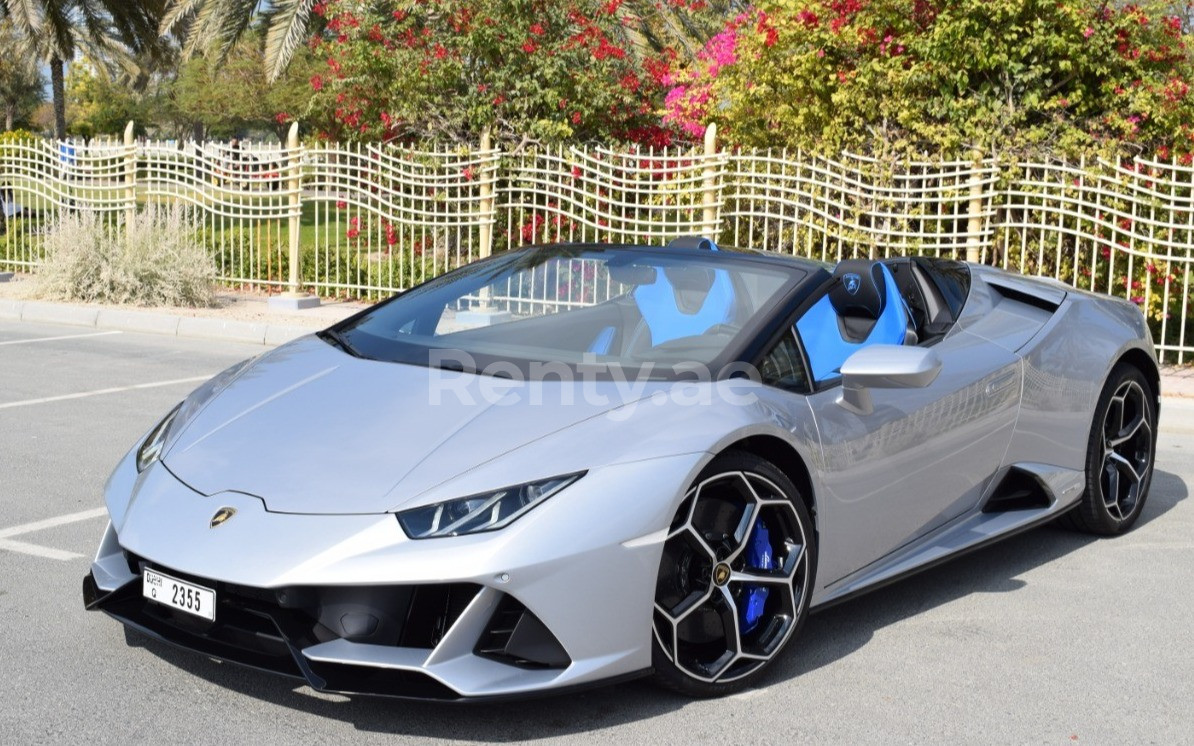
[[666, 235, 720, 251], [609, 263, 657, 286], [663, 265, 717, 313], [829, 260, 887, 320]]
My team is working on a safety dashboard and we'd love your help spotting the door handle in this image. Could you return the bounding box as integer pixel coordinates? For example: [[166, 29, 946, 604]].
[[985, 370, 1017, 397]]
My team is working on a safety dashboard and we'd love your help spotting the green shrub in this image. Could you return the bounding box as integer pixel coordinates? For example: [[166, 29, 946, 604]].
[[38, 206, 217, 307], [0, 129, 39, 148], [201, 224, 439, 299]]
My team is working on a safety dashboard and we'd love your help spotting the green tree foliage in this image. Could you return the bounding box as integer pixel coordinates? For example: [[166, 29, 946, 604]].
[[305, 0, 729, 145], [172, 33, 322, 139], [665, 0, 1194, 158], [65, 60, 146, 138]]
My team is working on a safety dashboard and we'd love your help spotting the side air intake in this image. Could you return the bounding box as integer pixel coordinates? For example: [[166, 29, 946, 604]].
[[982, 467, 1054, 513], [475, 595, 571, 669]]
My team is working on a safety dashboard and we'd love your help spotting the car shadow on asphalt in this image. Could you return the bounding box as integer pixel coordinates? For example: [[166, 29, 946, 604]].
[[125, 467, 1187, 740], [759, 466, 1188, 690]]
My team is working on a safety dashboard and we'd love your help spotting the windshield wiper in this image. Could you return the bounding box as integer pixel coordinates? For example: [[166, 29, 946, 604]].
[[318, 328, 361, 358]]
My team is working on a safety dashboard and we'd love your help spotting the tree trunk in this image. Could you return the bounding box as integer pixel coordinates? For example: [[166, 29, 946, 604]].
[[51, 55, 66, 141], [4, 108, 12, 132]]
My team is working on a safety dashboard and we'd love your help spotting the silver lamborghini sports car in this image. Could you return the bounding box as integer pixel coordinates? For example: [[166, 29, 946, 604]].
[[84, 237, 1160, 700]]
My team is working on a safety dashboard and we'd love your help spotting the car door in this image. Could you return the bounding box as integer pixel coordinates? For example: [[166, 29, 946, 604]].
[[802, 327, 1021, 592]]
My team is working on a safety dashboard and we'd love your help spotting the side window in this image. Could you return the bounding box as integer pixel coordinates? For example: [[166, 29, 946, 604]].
[[759, 329, 809, 393]]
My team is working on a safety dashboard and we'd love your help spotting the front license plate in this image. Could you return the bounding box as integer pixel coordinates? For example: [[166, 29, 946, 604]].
[[143, 569, 215, 622]]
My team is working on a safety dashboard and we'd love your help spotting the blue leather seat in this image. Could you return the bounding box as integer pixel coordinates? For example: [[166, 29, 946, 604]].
[[797, 260, 909, 382], [631, 266, 735, 347]]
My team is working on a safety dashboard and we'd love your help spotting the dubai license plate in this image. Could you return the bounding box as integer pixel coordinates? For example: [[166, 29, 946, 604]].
[[143, 568, 215, 622]]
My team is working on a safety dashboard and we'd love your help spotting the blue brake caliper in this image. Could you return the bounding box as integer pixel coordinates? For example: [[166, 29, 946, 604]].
[[740, 520, 778, 634]]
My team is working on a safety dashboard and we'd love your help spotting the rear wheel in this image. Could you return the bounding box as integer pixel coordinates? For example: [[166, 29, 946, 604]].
[[1062, 364, 1157, 535], [651, 451, 815, 697]]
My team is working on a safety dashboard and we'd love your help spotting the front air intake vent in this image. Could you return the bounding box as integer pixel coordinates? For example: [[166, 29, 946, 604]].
[[398, 583, 481, 648], [475, 595, 571, 669]]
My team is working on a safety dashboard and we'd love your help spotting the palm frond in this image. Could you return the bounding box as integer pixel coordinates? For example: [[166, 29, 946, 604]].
[[208, 0, 258, 66], [0, 0, 42, 38], [159, 0, 203, 38], [179, 0, 223, 59], [75, 30, 138, 79], [77, 0, 109, 48], [263, 0, 312, 82], [178, 0, 253, 62], [106, 0, 168, 53], [40, 0, 77, 60]]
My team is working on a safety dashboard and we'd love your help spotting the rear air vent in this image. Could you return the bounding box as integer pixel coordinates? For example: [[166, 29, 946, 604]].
[[986, 278, 1064, 313], [475, 595, 571, 669]]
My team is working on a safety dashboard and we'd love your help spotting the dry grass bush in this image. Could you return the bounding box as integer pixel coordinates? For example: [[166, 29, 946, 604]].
[[38, 206, 216, 307]]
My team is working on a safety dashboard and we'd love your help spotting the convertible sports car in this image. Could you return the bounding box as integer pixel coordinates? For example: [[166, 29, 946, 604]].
[[84, 236, 1159, 700]]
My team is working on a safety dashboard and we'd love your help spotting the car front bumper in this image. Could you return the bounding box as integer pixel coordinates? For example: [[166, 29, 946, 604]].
[[84, 449, 707, 700]]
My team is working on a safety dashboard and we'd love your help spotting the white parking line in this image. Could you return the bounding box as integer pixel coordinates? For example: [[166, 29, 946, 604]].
[[0, 507, 109, 539], [0, 507, 108, 561], [0, 539, 82, 561], [0, 330, 122, 346], [0, 375, 210, 410]]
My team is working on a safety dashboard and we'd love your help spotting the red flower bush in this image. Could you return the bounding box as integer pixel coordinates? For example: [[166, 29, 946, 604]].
[[665, 0, 1194, 158], [308, 0, 728, 145]]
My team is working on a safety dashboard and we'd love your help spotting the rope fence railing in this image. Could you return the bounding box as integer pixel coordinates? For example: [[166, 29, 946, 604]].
[[1, 123, 1192, 361]]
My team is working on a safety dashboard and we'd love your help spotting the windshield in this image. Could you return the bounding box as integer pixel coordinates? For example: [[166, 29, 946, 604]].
[[335, 245, 804, 379]]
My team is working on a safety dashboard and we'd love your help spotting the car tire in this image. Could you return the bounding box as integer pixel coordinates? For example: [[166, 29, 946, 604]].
[[1061, 363, 1157, 535], [651, 450, 816, 697]]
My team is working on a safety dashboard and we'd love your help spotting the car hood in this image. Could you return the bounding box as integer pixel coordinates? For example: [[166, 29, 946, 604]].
[[161, 336, 663, 515]]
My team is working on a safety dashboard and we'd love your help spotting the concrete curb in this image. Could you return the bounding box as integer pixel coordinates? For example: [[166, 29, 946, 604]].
[[1, 299, 321, 347], [21, 301, 99, 327]]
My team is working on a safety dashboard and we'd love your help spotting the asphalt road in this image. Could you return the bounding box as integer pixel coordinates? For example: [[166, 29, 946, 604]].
[[1, 320, 1191, 744]]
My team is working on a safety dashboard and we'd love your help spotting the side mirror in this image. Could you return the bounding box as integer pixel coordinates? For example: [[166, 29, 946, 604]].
[[836, 345, 942, 415]]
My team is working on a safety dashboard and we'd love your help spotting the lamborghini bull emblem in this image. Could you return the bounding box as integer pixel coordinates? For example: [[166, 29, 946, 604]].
[[209, 507, 237, 528], [843, 272, 861, 295], [713, 563, 731, 586]]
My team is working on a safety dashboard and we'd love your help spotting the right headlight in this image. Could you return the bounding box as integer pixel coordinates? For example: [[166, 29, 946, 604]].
[[136, 404, 182, 472], [396, 473, 585, 539]]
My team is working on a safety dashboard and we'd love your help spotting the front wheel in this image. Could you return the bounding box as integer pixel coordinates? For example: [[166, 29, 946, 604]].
[[651, 451, 815, 697], [1062, 363, 1157, 535]]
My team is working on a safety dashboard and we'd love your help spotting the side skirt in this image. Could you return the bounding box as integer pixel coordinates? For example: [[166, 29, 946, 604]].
[[811, 500, 1080, 612]]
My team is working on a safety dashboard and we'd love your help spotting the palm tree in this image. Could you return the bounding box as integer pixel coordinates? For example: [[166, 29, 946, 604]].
[[0, 20, 46, 131], [0, 0, 166, 140]]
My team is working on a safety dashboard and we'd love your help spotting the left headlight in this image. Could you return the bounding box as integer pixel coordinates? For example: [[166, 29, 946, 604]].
[[396, 472, 585, 539], [136, 404, 182, 472]]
